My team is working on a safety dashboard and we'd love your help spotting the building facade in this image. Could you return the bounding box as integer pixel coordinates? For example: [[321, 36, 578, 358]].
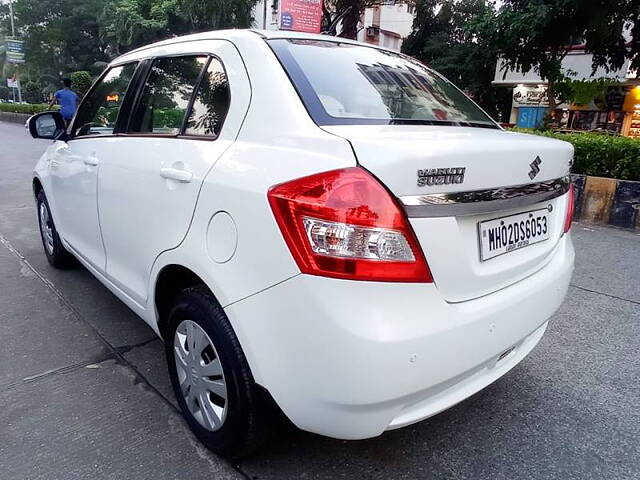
[[251, 0, 415, 52], [493, 47, 640, 138], [356, 3, 415, 51]]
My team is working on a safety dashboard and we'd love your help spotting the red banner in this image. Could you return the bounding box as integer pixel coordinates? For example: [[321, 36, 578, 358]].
[[280, 0, 323, 34]]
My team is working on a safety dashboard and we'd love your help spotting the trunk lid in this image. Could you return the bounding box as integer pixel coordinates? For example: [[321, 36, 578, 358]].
[[323, 125, 574, 302]]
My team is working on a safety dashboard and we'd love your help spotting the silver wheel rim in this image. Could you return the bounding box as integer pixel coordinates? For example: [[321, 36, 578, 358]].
[[39, 202, 54, 255], [174, 320, 228, 431]]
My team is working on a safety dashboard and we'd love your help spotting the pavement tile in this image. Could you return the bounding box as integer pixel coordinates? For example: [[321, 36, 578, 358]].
[[0, 244, 110, 386], [122, 339, 178, 409], [0, 206, 157, 348], [0, 358, 242, 480], [571, 224, 640, 303]]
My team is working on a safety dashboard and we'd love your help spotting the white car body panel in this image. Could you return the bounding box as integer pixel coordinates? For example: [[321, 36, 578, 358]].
[[32, 29, 575, 441], [47, 140, 106, 270], [226, 234, 574, 438], [323, 125, 574, 301], [322, 125, 573, 195], [96, 40, 251, 305]]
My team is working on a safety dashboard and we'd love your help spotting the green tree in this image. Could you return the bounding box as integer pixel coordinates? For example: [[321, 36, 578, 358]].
[[322, 0, 394, 39], [100, 0, 189, 53], [0, 0, 109, 85], [0, 85, 10, 101], [180, 0, 257, 31], [403, 0, 510, 120], [494, 0, 639, 112], [70, 71, 93, 99], [23, 81, 42, 103], [1, 0, 258, 84], [101, 0, 258, 53]]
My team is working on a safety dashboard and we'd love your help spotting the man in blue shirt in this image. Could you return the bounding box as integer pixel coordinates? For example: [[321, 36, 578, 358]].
[[48, 78, 79, 125]]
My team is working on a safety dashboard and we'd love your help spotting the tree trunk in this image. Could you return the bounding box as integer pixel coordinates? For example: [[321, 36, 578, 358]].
[[338, 8, 360, 39], [547, 80, 557, 112]]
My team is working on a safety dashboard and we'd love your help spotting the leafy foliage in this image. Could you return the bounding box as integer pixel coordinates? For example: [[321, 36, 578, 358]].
[[512, 128, 640, 181], [402, 0, 511, 120], [100, 0, 257, 53], [70, 71, 93, 99], [322, 0, 394, 39], [0, 0, 256, 85], [180, 0, 257, 31], [3, 0, 110, 78], [494, 0, 639, 110], [554, 78, 620, 106], [23, 81, 42, 103], [0, 102, 58, 114], [0, 85, 10, 101], [100, 0, 188, 53]]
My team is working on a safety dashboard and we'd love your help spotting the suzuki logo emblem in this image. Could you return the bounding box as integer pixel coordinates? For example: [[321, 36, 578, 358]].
[[528, 156, 542, 180]]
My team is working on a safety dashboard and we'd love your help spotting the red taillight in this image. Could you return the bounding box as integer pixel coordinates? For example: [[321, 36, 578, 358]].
[[563, 183, 575, 233], [268, 167, 432, 282]]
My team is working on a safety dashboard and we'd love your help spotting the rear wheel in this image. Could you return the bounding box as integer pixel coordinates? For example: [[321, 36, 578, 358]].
[[36, 190, 76, 268], [165, 286, 267, 458]]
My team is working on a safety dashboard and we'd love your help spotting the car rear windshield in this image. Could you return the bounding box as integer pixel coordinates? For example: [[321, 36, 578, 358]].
[[268, 39, 498, 128]]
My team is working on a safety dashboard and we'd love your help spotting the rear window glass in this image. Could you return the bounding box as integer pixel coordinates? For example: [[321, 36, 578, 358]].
[[269, 39, 497, 128]]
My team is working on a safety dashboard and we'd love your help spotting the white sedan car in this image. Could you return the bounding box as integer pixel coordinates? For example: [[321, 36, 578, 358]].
[[28, 29, 575, 457]]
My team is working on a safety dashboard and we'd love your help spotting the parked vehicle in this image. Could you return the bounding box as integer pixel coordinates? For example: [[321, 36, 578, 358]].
[[28, 29, 575, 457]]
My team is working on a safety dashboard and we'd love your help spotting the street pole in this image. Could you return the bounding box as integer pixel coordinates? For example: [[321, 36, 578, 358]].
[[9, 0, 16, 36], [263, 0, 267, 29], [8, 0, 23, 103]]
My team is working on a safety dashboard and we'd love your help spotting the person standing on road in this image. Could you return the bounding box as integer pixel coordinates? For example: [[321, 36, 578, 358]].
[[48, 78, 79, 126]]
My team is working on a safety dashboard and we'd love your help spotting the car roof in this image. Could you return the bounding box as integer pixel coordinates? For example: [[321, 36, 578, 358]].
[[115, 28, 397, 63]]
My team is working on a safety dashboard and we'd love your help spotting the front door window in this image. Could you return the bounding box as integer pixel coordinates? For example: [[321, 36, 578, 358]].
[[72, 63, 138, 137]]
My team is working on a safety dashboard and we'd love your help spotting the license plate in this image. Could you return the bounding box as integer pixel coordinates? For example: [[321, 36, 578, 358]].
[[479, 208, 550, 261]]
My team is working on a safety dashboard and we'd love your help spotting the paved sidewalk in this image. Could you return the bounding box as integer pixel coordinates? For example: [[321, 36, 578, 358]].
[[1, 121, 639, 479]]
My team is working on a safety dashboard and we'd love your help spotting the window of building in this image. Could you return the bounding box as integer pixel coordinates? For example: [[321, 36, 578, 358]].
[[73, 63, 138, 137]]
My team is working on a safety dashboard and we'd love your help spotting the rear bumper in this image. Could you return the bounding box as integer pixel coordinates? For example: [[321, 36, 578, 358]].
[[225, 234, 574, 439]]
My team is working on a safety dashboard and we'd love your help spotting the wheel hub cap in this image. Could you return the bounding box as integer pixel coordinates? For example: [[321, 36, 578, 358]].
[[174, 320, 227, 431], [39, 202, 54, 255]]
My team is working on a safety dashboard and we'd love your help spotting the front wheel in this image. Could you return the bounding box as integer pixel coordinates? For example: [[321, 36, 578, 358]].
[[36, 190, 76, 268], [165, 286, 268, 458]]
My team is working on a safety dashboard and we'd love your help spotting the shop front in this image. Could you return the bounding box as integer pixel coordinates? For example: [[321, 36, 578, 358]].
[[622, 85, 640, 139], [493, 51, 639, 138]]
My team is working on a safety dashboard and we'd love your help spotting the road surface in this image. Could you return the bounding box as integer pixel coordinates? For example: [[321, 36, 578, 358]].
[[0, 121, 638, 479]]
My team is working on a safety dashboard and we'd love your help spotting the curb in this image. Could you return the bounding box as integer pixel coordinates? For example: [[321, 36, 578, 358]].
[[572, 174, 640, 230], [0, 111, 31, 124]]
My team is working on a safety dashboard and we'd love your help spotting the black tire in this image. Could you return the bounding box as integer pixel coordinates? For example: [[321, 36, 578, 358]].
[[165, 286, 268, 458], [36, 190, 76, 269]]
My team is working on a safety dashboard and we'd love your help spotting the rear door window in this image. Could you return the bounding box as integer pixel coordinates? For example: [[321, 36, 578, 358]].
[[128, 56, 208, 135], [73, 63, 138, 137]]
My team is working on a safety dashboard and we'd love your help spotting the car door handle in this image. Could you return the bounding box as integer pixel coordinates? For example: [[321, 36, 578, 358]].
[[83, 157, 99, 166], [160, 167, 193, 183]]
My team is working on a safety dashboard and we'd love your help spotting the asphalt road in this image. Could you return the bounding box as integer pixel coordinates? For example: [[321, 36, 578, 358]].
[[1, 120, 639, 480]]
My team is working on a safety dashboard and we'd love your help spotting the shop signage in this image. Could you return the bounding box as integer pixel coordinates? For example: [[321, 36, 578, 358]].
[[280, 0, 323, 33], [513, 85, 549, 107], [7, 76, 19, 88], [604, 88, 624, 110], [6, 38, 25, 64]]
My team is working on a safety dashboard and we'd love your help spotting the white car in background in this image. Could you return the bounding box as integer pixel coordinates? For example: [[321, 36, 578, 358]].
[[28, 29, 575, 457]]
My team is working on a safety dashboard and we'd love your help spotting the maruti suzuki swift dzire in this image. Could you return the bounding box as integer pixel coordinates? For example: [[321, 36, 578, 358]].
[[28, 29, 575, 457]]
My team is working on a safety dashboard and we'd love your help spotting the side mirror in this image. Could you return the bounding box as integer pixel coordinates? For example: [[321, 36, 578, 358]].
[[28, 111, 68, 141]]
